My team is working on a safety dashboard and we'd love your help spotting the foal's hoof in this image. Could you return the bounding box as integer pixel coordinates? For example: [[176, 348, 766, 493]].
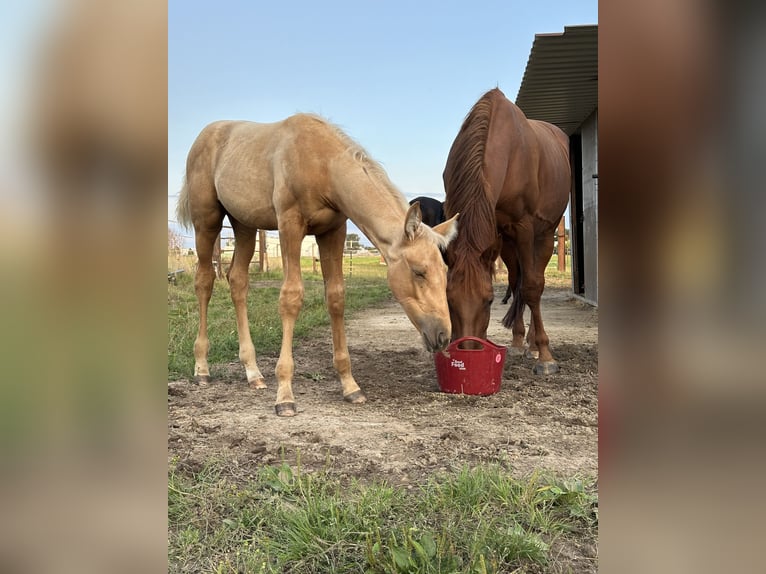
[[249, 378, 267, 390], [533, 361, 559, 375], [344, 390, 367, 404], [507, 345, 525, 357], [194, 375, 211, 385], [275, 402, 297, 417]]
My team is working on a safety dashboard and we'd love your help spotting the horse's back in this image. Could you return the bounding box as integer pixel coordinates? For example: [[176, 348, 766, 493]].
[[527, 120, 570, 217], [184, 119, 285, 229], [185, 114, 347, 231], [480, 92, 569, 226]]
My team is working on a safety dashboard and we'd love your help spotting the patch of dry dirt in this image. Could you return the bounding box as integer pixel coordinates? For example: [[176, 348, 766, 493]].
[[168, 285, 598, 484]]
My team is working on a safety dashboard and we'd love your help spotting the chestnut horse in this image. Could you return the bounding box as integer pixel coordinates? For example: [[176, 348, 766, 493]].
[[443, 88, 570, 374], [177, 114, 458, 416]]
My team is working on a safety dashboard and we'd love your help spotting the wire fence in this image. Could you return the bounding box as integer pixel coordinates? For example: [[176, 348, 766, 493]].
[[167, 251, 389, 282]]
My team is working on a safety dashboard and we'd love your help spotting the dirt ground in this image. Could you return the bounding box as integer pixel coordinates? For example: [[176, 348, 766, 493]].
[[168, 284, 598, 484]]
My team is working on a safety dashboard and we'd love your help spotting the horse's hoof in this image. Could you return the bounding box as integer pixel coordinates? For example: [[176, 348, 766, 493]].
[[501, 298, 510, 305], [507, 346, 525, 356], [275, 402, 297, 417], [524, 349, 540, 360], [533, 361, 559, 375], [344, 390, 367, 404], [194, 375, 211, 385], [249, 378, 267, 390]]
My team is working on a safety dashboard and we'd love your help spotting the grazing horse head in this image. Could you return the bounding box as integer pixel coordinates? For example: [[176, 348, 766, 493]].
[[385, 202, 458, 352], [444, 234, 501, 342]]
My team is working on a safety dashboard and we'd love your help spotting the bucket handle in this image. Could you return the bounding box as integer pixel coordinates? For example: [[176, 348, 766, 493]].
[[451, 336, 497, 351]]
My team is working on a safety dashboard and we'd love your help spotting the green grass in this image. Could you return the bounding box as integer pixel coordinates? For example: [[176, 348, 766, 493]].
[[168, 459, 597, 573], [543, 254, 572, 288], [168, 266, 391, 380]]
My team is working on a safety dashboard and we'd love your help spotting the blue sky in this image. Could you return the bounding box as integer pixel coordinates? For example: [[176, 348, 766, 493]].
[[169, 0, 597, 246]]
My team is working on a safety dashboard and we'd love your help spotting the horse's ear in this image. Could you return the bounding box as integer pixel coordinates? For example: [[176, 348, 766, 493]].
[[404, 201, 423, 240], [432, 213, 459, 247]]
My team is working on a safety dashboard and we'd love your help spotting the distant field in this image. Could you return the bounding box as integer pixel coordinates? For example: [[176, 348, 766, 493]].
[[169, 252, 572, 286]]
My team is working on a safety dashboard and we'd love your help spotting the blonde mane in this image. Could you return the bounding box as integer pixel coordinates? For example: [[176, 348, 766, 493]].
[[306, 114, 409, 210]]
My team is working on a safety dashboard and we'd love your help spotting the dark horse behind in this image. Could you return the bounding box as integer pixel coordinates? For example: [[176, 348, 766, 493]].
[[443, 88, 570, 374], [409, 196, 445, 228]]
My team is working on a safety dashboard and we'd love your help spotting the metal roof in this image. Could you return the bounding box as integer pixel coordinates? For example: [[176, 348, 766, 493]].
[[515, 25, 598, 135]]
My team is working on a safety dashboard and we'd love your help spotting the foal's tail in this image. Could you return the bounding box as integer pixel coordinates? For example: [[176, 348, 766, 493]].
[[176, 175, 192, 230], [502, 258, 523, 329]]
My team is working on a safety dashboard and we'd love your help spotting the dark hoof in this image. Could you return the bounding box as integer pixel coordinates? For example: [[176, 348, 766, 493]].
[[249, 378, 267, 390], [501, 298, 509, 305], [344, 390, 367, 404], [533, 361, 559, 375], [275, 402, 297, 417], [194, 374, 211, 385]]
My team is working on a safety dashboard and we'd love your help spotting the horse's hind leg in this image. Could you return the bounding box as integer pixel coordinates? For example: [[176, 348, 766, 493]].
[[523, 228, 558, 375], [192, 214, 224, 384], [316, 225, 366, 404], [228, 222, 266, 389], [500, 242, 526, 353]]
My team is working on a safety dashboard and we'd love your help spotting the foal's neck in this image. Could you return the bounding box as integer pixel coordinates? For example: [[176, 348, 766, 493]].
[[334, 169, 407, 261]]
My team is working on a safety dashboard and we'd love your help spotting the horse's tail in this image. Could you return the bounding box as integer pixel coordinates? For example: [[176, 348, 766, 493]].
[[502, 258, 524, 329], [176, 175, 192, 230]]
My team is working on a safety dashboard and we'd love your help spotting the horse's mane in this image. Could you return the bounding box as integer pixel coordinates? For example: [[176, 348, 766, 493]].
[[306, 114, 408, 211], [443, 90, 501, 283]]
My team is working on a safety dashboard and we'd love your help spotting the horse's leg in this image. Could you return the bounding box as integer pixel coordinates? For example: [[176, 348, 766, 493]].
[[525, 317, 539, 359], [228, 222, 266, 389], [274, 222, 305, 417], [192, 218, 224, 384], [500, 241, 526, 353], [523, 228, 558, 375], [316, 225, 366, 404]]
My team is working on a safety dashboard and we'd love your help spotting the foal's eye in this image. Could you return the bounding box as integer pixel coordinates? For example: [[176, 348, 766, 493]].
[[412, 268, 427, 279]]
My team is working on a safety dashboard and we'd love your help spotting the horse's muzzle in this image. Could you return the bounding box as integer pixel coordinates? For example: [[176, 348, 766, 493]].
[[421, 320, 450, 353]]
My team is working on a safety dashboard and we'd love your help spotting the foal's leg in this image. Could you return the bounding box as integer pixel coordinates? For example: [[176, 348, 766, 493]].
[[316, 226, 366, 403], [523, 228, 558, 375], [192, 222, 223, 384], [273, 222, 305, 417], [228, 223, 266, 389]]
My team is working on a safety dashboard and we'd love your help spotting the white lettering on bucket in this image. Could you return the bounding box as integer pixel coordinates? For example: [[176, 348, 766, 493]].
[[451, 359, 466, 370]]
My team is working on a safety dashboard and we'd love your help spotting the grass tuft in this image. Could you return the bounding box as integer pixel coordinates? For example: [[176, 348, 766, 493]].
[[168, 460, 597, 573]]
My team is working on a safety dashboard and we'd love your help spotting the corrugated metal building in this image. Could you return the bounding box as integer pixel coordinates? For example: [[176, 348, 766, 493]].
[[516, 24, 598, 305]]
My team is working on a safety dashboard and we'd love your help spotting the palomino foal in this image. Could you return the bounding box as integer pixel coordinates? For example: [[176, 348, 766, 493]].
[[177, 114, 458, 416]]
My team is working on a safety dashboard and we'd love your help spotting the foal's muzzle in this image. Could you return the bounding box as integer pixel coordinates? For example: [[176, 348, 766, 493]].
[[420, 318, 450, 353]]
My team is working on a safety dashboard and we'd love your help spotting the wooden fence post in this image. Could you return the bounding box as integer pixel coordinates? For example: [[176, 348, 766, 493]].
[[213, 232, 223, 278], [258, 229, 266, 272]]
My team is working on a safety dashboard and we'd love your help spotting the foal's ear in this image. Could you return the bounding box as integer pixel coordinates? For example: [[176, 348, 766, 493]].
[[433, 213, 459, 247], [404, 201, 423, 240]]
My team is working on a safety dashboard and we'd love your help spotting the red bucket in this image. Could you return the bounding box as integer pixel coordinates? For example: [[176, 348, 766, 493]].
[[434, 336, 507, 396]]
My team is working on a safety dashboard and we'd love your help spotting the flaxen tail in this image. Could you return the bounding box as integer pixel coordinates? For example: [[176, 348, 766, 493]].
[[176, 175, 192, 230]]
